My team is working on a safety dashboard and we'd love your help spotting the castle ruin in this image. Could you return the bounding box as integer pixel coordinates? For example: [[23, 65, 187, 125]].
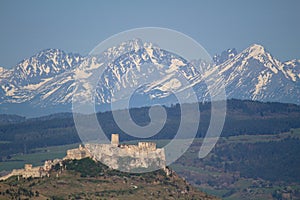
[[0, 134, 166, 180], [64, 144, 91, 160], [86, 134, 166, 172], [58, 133, 165, 172], [0, 159, 62, 181]]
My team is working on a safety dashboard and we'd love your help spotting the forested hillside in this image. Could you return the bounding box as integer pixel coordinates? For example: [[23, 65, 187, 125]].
[[1, 99, 300, 159]]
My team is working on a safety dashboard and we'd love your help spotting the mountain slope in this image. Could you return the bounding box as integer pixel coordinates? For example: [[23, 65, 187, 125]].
[[0, 42, 299, 116], [211, 44, 300, 103], [0, 49, 84, 104]]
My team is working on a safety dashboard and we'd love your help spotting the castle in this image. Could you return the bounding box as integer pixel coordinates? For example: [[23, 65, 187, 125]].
[[0, 134, 166, 180], [85, 134, 166, 172]]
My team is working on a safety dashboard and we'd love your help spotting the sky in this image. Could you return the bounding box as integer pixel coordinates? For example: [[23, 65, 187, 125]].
[[0, 0, 299, 68]]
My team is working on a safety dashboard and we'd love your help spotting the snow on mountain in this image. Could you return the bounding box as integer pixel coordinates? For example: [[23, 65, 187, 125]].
[[0, 42, 299, 116], [283, 59, 300, 81], [210, 44, 300, 104], [77, 39, 202, 108], [213, 48, 237, 65], [0, 49, 84, 104], [0, 67, 14, 102], [0, 67, 13, 79], [12, 49, 83, 85]]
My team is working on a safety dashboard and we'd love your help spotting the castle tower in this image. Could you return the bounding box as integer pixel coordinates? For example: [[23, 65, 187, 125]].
[[111, 134, 119, 146]]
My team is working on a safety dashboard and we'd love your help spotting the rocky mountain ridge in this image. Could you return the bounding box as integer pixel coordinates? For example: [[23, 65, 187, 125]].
[[0, 42, 299, 116]]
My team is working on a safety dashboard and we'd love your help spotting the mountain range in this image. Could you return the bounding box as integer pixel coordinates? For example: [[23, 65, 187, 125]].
[[0, 40, 299, 116]]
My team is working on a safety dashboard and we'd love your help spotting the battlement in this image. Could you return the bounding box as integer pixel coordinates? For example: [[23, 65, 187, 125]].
[[138, 142, 156, 151]]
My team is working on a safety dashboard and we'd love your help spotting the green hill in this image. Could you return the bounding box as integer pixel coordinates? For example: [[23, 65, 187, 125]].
[[0, 158, 218, 200]]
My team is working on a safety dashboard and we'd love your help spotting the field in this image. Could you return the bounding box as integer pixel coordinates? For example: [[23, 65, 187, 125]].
[[0, 144, 79, 172]]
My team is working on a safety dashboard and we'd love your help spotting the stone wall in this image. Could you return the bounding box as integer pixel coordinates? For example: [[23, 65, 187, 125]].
[[0, 134, 167, 180], [64, 144, 91, 160], [62, 135, 166, 172], [0, 159, 62, 181], [138, 142, 156, 151], [86, 142, 166, 172]]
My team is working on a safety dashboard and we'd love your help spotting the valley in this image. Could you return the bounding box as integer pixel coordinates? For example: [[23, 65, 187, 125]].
[[1, 99, 300, 160], [1, 129, 299, 199], [0, 41, 299, 199], [1, 1, 299, 200]]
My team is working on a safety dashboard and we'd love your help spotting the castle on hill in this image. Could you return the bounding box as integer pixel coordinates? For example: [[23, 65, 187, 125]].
[[0, 134, 166, 180], [66, 134, 166, 172]]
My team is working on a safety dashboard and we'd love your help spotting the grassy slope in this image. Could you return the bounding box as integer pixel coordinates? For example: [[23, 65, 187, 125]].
[[0, 158, 218, 200]]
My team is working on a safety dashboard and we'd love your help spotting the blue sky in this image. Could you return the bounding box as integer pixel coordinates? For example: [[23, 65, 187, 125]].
[[0, 0, 299, 68]]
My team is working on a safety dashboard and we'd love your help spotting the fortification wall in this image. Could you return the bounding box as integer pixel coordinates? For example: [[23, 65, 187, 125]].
[[64, 145, 91, 160], [85, 143, 166, 172], [0, 159, 62, 181], [138, 142, 156, 151], [0, 135, 166, 180]]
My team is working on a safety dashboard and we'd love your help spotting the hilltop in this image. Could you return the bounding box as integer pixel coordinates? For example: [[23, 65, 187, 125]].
[[0, 158, 218, 200]]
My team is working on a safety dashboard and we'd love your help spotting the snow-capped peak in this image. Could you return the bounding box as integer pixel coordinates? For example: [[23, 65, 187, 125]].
[[243, 43, 268, 57], [212, 43, 300, 104], [11, 49, 84, 85], [0, 42, 299, 116], [248, 43, 265, 50]]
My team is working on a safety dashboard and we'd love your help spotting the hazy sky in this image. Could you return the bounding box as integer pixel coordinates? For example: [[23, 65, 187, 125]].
[[0, 0, 299, 68]]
